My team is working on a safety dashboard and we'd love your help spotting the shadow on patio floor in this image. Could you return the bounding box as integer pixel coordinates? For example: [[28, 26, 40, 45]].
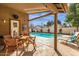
[[55, 49, 62, 56], [61, 42, 79, 51], [22, 51, 34, 56], [22, 50, 36, 56]]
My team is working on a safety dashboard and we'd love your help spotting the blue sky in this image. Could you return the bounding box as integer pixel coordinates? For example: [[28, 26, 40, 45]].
[[29, 12, 67, 26]]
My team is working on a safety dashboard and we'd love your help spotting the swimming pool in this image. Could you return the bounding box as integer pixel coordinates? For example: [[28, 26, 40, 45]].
[[30, 32, 55, 38]]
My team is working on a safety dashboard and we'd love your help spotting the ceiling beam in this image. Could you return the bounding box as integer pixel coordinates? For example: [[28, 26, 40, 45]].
[[62, 4, 68, 12], [28, 10, 51, 14], [58, 3, 67, 13], [27, 10, 50, 14], [58, 4, 65, 12], [43, 3, 58, 13], [29, 12, 53, 21], [25, 8, 47, 11]]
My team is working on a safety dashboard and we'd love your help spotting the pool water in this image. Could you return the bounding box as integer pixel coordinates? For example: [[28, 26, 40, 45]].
[[30, 32, 54, 38]]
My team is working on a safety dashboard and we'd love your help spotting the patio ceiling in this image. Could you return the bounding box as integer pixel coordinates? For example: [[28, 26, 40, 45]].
[[1, 3, 68, 14]]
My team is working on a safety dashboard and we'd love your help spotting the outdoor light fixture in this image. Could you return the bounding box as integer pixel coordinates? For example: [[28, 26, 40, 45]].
[[3, 20, 6, 23], [0, 17, 6, 23]]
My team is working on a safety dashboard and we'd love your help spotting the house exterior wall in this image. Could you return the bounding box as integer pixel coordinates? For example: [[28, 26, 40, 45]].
[[0, 5, 29, 35]]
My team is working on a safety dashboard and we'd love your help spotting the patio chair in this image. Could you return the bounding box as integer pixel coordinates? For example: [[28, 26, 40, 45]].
[[16, 35, 36, 55], [4, 35, 24, 56], [27, 36, 36, 52], [22, 36, 36, 52]]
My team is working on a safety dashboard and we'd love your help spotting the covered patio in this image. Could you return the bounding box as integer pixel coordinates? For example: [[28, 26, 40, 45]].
[[1, 3, 78, 56]]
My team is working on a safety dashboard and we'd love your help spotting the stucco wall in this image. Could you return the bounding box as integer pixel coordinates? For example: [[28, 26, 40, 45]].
[[0, 4, 29, 35]]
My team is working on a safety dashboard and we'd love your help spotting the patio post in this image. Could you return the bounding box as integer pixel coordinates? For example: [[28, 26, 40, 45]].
[[54, 13, 58, 50], [19, 18, 22, 35], [26, 14, 30, 36]]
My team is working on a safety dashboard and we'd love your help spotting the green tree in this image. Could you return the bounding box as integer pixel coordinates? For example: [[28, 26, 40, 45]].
[[65, 3, 79, 31], [46, 20, 53, 27]]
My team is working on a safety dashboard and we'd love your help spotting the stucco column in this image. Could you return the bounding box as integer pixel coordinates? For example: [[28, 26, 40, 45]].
[[19, 13, 29, 36]]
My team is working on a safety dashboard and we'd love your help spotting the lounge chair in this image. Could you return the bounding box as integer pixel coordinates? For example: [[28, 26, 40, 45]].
[[67, 35, 77, 43], [61, 32, 79, 48]]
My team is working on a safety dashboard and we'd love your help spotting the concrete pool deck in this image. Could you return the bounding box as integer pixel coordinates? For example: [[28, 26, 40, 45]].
[[33, 36, 79, 56]]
